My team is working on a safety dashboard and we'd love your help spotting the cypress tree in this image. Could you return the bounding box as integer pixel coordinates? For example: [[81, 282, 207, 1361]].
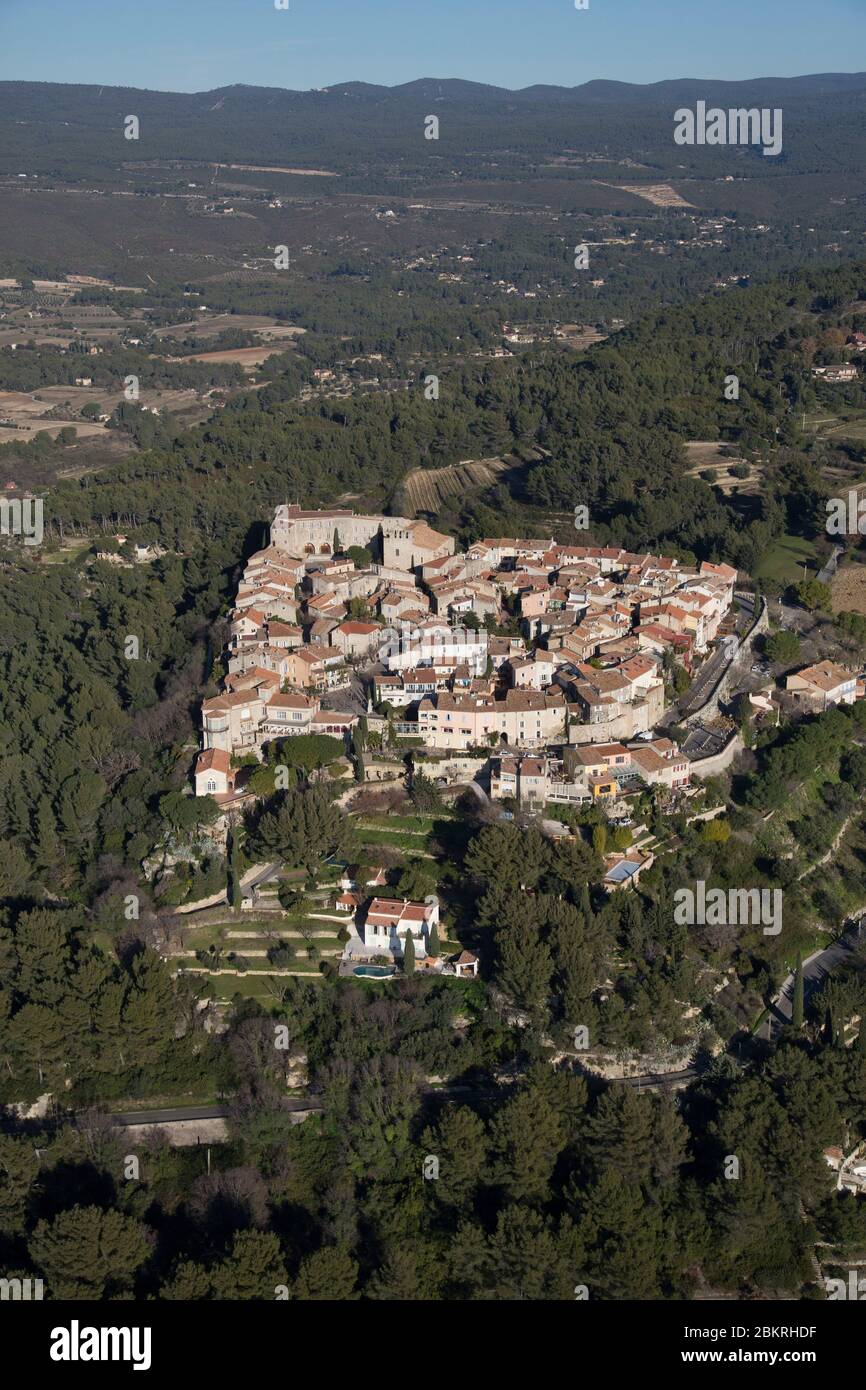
[[403, 931, 416, 975], [579, 882, 593, 921]]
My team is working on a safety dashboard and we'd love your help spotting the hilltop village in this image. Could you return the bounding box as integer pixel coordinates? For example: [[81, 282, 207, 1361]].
[[190, 504, 866, 968], [195, 504, 741, 791]]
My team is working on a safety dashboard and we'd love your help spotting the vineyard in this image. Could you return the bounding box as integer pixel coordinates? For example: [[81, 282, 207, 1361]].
[[402, 454, 512, 514]]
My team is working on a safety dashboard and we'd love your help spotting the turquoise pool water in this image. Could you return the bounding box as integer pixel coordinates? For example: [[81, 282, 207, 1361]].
[[353, 965, 395, 978]]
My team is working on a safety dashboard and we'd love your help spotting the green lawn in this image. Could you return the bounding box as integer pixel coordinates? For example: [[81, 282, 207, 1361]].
[[357, 828, 434, 852], [40, 539, 92, 566], [753, 533, 818, 586], [355, 812, 451, 832], [197, 973, 325, 1002], [814, 409, 866, 444]]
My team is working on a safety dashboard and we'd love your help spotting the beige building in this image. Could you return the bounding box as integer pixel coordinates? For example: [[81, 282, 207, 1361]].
[[271, 504, 454, 573], [489, 738, 689, 807], [331, 620, 382, 659], [194, 748, 237, 799], [785, 660, 859, 711], [283, 644, 349, 692], [417, 688, 567, 750]]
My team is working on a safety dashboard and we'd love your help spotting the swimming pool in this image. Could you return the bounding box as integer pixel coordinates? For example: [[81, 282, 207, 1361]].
[[353, 965, 396, 978]]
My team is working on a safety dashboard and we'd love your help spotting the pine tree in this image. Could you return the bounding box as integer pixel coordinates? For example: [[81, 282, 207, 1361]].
[[496, 911, 552, 1019], [585, 1087, 655, 1189], [161, 1261, 213, 1300], [294, 1246, 358, 1300], [421, 1105, 488, 1209], [490, 1083, 566, 1203], [29, 1206, 150, 1299], [368, 1245, 423, 1300], [32, 797, 61, 877], [211, 1231, 288, 1301], [650, 1092, 689, 1188]]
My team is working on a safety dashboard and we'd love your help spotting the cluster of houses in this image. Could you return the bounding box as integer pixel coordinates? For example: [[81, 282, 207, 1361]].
[[379, 543, 737, 749], [489, 737, 691, 809], [184, 503, 866, 985], [811, 364, 859, 385], [194, 507, 743, 796]]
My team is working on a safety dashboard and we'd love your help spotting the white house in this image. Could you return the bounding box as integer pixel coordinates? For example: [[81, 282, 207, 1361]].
[[363, 897, 439, 958]]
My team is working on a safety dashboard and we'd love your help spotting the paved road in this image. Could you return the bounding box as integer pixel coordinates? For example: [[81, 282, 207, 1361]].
[[817, 544, 844, 586], [760, 920, 864, 1042], [110, 1099, 320, 1127], [241, 861, 283, 891], [622, 1067, 696, 1091], [674, 594, 756, 718]]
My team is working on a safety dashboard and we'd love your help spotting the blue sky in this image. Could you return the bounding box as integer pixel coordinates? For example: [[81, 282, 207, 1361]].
[[1, 0, 865, 92]]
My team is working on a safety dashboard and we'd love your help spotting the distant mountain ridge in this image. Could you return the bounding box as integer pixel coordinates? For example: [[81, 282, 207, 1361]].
[[2, 72, 865, 103], [1, 73, 864, 180]]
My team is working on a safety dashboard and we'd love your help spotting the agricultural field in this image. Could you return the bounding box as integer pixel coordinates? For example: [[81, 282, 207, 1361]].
[[178, 344, 294, 368], [154, 314, 305, 343], [832, 563, 866, 616], [822, 414, 866, 445], [0, 382, 215, 445], [401, 454, 511, 513], [597, 181, 695, 208], [684, 440, 760, 495]]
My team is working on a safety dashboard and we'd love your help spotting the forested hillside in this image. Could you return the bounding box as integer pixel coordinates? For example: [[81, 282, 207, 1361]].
[[2, 253, 866, 1303]]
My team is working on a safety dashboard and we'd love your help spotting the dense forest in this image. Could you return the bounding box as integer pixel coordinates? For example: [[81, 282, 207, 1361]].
[[3, 75, 866, 184]]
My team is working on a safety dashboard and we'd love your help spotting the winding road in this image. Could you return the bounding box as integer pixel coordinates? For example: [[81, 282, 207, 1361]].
[[759, 918, 865, 1042]]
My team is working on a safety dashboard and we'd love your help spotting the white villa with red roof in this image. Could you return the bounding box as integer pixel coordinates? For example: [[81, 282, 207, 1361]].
[[362, 896, 439, 959]]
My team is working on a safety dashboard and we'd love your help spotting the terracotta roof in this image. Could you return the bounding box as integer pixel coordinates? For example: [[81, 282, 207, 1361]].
[[196, 748, 231, 773], [267, 692, 314, 709], [791, 660, 853, 693], [407, 521, 452, 550]]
